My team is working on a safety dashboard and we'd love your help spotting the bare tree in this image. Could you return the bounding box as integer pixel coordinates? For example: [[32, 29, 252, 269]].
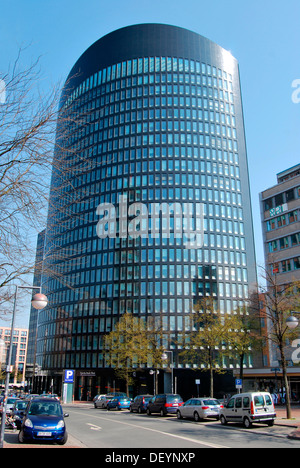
[[259, 266, 300, 419], [0, 49, 94, 315]]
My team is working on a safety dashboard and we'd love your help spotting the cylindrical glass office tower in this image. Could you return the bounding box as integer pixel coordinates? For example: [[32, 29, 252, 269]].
[[35, 24, 257, 398]]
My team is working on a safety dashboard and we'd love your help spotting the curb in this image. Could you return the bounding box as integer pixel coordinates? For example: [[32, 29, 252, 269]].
[[288, 428, 300, 440]]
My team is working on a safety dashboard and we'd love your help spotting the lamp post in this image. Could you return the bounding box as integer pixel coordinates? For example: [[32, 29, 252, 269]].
[[0, 286, 47, 449], [161, 350, 174, 394]]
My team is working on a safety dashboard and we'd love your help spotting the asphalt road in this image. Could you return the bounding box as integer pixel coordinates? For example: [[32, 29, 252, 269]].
[[63, 404, 300, 449]]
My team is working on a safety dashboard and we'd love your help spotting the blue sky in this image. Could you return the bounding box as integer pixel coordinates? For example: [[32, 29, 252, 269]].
[[1, 0, 300, 326]]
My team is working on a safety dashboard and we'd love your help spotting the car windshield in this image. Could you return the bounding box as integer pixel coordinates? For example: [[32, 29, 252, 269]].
[[7, 398, 17, 404], [29, 401, 62, 416], [15, 401, 28, 410], [166, 395, 182, 403], [202, 399, 220, 406]]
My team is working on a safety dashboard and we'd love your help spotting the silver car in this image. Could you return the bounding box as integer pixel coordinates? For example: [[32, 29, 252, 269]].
[[177, 398, 223, 422], [94, 395, 114, 409]]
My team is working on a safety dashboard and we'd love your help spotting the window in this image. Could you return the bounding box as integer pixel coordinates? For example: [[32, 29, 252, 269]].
[[227, 398, 235, 409], [243, 397, 250, 408], [265, 394, 273, 406], [264, 198, 273, 211], [235, 397, 242, 409], [279, 237, 289, 250], [254, 395, 264, 407], [286, 189, 295, 202]]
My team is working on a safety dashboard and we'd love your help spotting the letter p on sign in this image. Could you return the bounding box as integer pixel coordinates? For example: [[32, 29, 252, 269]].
[[64, 370, 75, 383]]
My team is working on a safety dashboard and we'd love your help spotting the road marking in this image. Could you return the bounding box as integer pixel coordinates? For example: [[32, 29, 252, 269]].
[[72, 411, 228, 449], [86, 423, 102, 431]]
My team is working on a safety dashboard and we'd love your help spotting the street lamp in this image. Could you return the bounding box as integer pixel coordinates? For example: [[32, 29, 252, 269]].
[[0, 286, 48, 449], [286, 314, 300, 330], [161, 350, 174, 394]]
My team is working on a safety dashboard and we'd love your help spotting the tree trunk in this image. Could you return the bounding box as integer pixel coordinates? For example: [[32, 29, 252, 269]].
[[239, 353, 244, 381]]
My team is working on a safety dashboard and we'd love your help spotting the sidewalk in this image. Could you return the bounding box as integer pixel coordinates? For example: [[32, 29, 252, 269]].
[[274, 406, 300, 439]]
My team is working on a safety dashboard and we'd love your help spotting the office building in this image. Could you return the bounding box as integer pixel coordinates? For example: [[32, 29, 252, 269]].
[[260, 163, 300, 383], [32, 24, 257, 398], [260, 164, 300, 285], [0, 327, 28, 385]]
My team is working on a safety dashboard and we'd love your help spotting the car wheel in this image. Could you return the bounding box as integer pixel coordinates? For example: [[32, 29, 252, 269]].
[[138, 407, 142, 414], [57, 433, 68, 445], [18, 430, 25, 444], [160, 408, 166, 417], [177, 411, 182, 420], [243, 417, 252, 429], [194, 412, 200, 422], [147, 408, 151, 415], [267, 420, 275, 427], [220, 415, 227, 425]]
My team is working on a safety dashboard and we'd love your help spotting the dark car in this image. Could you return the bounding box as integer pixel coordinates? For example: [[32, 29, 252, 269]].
[[18, 398, 69, 445], [107, 396, 132, 411], [147, 394, 184, 416], [12, 399, 30, 429], [130, 395, 153, 413]]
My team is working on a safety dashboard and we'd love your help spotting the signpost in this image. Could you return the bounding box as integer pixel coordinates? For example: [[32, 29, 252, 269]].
[[63, 370, 75, 404], [235, 378, 243, 393], [195, 379, 200, 397]]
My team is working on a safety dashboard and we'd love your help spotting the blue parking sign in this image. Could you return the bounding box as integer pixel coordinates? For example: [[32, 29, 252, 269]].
[[64, 369, 75, 383], [235, 378, 242, 388]]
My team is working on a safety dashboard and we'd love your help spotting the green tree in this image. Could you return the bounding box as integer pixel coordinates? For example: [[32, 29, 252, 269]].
[[226, 303, 263, 381], [180, 298, 230, 398], [105, 313, 165, 396]]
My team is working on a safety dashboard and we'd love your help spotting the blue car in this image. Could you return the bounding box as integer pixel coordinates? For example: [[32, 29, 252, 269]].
[[107, 396, 132, 411], [18, 398, 69, 445]]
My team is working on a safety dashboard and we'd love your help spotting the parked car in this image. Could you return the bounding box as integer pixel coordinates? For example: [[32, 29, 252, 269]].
[[93, 394, 102, 402], [18, 397, 69, 445], [177, 398, 223, 422], [27, 394, 40, 400], [39, 394, 60, 400], [147, 394, 184, 416], [130, 395, 153, 413], [107, 396, 132, 411], [106, 392, 127, 398], [0, 397, 19, 416], [219, 392, 276, 428], [94, 395, 114, 409], [12, 399, 30, 429]]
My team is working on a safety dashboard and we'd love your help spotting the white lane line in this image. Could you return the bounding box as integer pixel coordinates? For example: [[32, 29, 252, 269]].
[[71, 411, 229, 449]]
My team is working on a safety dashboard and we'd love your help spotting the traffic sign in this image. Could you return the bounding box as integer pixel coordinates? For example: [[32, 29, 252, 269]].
[[64, 369, 75, 383], [235, 378, 243, 389]]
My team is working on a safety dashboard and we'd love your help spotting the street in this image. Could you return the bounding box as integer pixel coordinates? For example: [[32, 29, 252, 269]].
[[61, 404, 299, 449], [3, 403, 300, 450]]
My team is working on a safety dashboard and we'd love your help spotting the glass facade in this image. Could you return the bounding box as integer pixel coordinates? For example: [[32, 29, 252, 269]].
[[33, 25, 257, 394]]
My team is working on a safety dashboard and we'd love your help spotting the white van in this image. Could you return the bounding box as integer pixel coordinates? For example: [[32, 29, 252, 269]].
[[219, 392, 276, 428]]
